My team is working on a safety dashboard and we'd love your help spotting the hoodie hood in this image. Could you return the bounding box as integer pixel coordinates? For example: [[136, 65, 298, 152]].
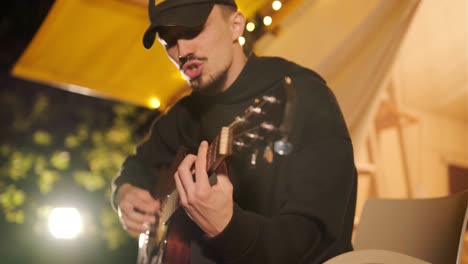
[[191, 53, 326, 105]]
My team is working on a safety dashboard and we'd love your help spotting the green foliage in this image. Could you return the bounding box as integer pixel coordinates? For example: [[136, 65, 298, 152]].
[[38, 170, 59, 193], [73, 170, 106, 192], [101, 207, 128, 250], [33, 130, 52, 146], [7, 151, 34, 180], [0, 86, 156, 250], [1, 185, 25, 224]]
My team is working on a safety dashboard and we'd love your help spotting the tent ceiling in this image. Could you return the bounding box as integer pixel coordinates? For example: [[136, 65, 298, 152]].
[[395, 0, 467, 122], [12, 0, 467, 123], [12, 0, 272, 111]]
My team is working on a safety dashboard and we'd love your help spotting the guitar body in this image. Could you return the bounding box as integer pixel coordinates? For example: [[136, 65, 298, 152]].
[[137, 147, 193, 264], [164, 210, 194, 264]]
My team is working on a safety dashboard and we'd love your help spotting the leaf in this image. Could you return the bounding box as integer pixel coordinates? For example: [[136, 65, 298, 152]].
[[106, 127, 130, 145], [50, 151, 70, 170], [1, 185, 26, 210], [8, 151, 33, 180], [34, 156, 47, 175], [77, 125, 89, 141], [33, 130, 52, 146], [65, 135, 80, 148], [101, 208, 127, 250], [73, 171, 106, 191], [32, 95, 49, 116], [113, 104, 137, 117], [6, 210, 24, 224], [38, 170, 60, 194], [0, 144, 11, 156], [92, 132, 103, 145]]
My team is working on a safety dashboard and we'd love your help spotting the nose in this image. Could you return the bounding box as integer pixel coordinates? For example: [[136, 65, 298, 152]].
[[176, 39, 194, 64]]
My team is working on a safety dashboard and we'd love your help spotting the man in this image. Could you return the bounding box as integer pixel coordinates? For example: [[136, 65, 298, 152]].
[[112, 0, 357, 263]]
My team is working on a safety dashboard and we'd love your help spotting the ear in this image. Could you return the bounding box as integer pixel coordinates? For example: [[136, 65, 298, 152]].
[[230, 12, 246, 41]]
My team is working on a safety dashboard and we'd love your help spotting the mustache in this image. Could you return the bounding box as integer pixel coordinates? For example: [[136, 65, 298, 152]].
[[179, 55, 206, 69]]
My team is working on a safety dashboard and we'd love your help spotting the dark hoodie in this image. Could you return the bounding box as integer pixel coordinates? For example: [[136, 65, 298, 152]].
[[112, 54, 357, 263]]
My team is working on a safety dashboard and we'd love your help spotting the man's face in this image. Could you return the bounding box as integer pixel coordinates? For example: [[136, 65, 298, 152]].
[[158, 5, 237, 94]]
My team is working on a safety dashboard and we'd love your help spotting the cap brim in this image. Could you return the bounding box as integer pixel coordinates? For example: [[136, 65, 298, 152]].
[[143, 26, 158, 49], [142, 2, 214, 49]]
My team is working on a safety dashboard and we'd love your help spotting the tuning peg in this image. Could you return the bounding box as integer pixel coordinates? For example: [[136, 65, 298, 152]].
[[263, 144, 274, 164], [274, 139, 293, 156], [235, 116, 246, 122], [250, 149, 258, 166], [248, 106, 263, 114], [233, 140, 246, 148], [260, 122, 275, 132], [246, 132, 263, 140], [262, 96, 280, 104]]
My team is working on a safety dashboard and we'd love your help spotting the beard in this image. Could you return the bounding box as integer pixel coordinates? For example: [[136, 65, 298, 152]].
[[190, 65, 229, 96]]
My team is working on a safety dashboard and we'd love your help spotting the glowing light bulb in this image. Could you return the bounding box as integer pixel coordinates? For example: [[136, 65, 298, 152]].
[[239, 36, 246, 46], [149, 97, 161, 109], [263, 16, 273, 26], [48, 208, 82, 240], [246, 22, 256, 32], [272, 1, 282, 11]]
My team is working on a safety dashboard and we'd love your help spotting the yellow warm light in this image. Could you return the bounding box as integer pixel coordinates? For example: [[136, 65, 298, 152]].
[[48, 208, 82, 240], [272, 1, 282, 11], [246, 22, 256, 32], [263, 16, 273, 26], [149, 97, 161, 109], [239, 36, 246, 46]]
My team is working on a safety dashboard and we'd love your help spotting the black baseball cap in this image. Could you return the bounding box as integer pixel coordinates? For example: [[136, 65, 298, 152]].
[[143, 0, 237, 49]]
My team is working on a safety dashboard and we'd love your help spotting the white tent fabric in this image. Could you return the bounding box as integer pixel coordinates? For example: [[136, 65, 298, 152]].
[[258, 0, 421, 154]]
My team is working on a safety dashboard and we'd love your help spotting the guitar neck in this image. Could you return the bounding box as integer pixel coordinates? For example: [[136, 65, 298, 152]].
[[206, 134, 228, 174]]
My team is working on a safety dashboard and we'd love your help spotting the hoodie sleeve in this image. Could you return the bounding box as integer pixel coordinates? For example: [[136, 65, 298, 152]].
[[111, 99, 200, 210], [204, 69, 357, 264]]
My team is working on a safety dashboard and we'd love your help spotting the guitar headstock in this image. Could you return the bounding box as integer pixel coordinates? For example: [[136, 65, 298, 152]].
[[216, 76, 296, 166]]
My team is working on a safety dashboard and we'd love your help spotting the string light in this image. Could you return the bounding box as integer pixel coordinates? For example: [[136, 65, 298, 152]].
[[149, 97, 161, 109], [239, 36, 246, 46], [246, 22, 256, 32], [272, 1, 282, 11], [241, 0, 288, 54], [263, 16, 273, 26]]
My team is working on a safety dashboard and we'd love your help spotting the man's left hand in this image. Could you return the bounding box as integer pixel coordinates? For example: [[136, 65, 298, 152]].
[[174, 141, 234, 237]]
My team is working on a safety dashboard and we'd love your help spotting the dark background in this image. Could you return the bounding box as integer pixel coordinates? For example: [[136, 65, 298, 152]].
[[1, 1, 154, 263]]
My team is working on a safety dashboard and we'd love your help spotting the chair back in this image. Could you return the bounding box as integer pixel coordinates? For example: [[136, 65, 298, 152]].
[[354, 190, 468, 264]]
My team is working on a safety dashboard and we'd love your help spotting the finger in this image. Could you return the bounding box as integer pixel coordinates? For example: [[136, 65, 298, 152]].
[[215, 172, 232, 185], [135, 190, 158, 204], [178, 154, 197, 193], [120, 186, 160, 214], [195, 141, 211, 189], [121, 215, 149, 234], [133, 198, 160, 215], [121, 194, 158, 215], [125, 207, 156, 224], [211, 173, 233, 194], [174, 171, 188, 207]]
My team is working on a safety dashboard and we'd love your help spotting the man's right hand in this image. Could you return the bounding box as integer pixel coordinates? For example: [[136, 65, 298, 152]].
[[117, 183, 160, 235]]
